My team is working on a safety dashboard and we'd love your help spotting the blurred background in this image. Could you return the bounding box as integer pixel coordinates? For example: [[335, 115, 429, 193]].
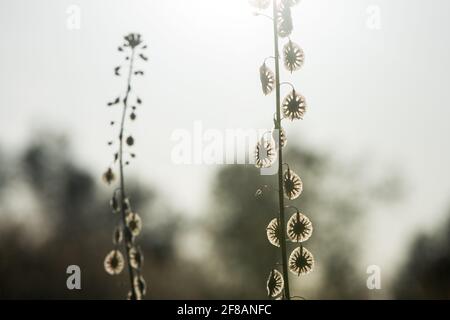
[[1, 0, 450, 299]]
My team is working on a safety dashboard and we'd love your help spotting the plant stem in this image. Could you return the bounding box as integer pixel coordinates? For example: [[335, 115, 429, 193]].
[[272, 0, 290, 300], [119, 47, 136, 299]]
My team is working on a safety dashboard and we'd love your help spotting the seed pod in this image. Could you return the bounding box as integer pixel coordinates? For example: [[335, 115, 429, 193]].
[[126, 136, 134, 146]]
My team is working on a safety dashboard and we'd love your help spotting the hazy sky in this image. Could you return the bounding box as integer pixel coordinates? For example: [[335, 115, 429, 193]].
[[1, 0, 450, 294]]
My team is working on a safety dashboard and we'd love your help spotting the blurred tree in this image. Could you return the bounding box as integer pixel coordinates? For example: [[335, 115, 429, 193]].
[[0, 134, 402, 299], [393, 210, 450, 299], [0, 134, 204, 299], [22, 136, 96, 234], [206, 146, 399, 299]]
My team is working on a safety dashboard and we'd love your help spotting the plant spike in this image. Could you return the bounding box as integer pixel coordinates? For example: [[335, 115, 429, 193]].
[[252, 0, 314, 300], [103, 33, 148, 300], [272, 0, 291, 300]]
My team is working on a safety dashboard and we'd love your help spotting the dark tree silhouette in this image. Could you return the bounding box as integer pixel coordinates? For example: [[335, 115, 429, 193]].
[[394, 210, 450, 299], [0, 135, 402, 299], [0, 134, 191, 299], [206, 146, 398, 299]]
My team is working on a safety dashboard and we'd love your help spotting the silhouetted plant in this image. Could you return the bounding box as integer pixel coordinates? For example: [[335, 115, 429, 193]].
[[250, 0, 313, 300], [102, 33, 148, 300]]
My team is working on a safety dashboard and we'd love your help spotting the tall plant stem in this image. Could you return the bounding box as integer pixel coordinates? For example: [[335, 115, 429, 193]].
[[272, 0, 290, 300], [119, 47, 136, 299]]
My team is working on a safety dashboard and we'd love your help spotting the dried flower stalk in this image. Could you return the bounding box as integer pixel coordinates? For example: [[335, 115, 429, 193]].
[[103, 33, 148, 300], [250, 0, 314, 300]]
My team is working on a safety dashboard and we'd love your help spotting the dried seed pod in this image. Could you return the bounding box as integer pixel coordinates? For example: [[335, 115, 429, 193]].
[[126, 212, 142, 237], [126, 136, 134, 146], [283, 169, 303, 200], [267, 269, 284, 298], [277, 0, 293, 38], [282, 89, 306, 121], [266, 218, 281, 247], [255, 138, 276, 168], [259, 63, 275, 95], [104, 250, 124, 275], [283, 40, 304, 73], [289, 246, 314, 276], [102, 168, 115, 185], [287, 212, 313, 242]]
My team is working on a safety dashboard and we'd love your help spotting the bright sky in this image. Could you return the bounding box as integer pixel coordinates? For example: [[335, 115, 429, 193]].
[[1, 0, 450, 295]]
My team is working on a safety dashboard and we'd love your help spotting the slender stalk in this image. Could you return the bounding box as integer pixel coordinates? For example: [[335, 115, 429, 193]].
[[119, 47, 136, 299], [272, 0, 290, 300]]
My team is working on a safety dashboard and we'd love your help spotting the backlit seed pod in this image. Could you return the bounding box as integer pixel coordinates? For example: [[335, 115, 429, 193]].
[[259, 63, 275, 95], [126, 136, 134, 146], [102, 168, 115, 185], [277, 0, 293, 38], [283, 40, 304, 73], [267, 269, 284, 298], [282, 89, 307, 121], [287, 212, 313, 242], [104, 250, 124, 275], [289, 246, 314, 276], [283, 169, 303, 200], [255, 138, 276, 168], [126, 212, 142, 237], [266, 218, 281, 247]]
